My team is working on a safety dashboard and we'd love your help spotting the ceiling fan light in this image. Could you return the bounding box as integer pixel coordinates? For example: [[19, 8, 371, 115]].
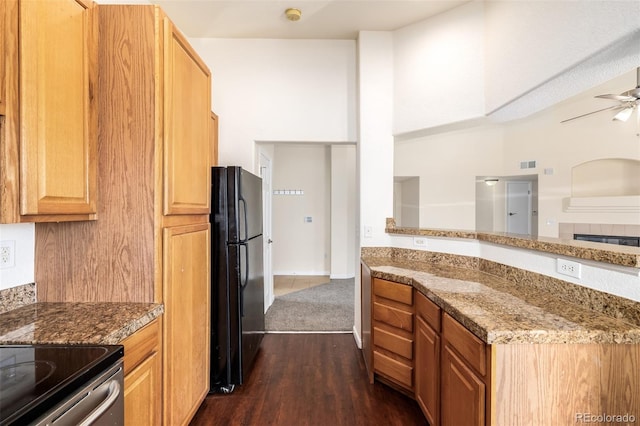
[[613, 107, 634, 122]]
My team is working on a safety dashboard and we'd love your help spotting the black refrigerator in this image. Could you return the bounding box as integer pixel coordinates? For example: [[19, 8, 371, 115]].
[[210, 166, 265, 393]]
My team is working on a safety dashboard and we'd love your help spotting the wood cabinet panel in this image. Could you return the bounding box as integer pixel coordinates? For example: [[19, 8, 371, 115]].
[[415, 296, 440, 426], [441, 345, 485, 426], [163, 19, 210, 216], [373, 278, 413, 305], [374, 350, 413, 389], [494, 343, 640, 425], [373, 302, 414, 332], [122, 319, 162, 426], [122, 320, 161, 376], [19, 0, 97, 216], [163, 223, 210, 426], [415, 290, 441, 332], [374, 326, 413, 360], [0, 0, 6, 116], [124, 351, 161, 426], [442, 313, 486, 376]]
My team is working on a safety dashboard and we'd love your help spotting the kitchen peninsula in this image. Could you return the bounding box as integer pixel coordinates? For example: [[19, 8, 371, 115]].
[[361, 220, 640, 425]]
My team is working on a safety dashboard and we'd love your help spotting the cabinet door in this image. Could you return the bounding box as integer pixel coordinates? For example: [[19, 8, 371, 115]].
[[124, 351, 161, 426], [0, 0, 6, 116], [441, 345, 485, 426], [122, 319, 162, 426], [416, 315, 440, 425], [163, 223, 210, 425], [163, 19, 211, 215], [19, 0, 97, 217]]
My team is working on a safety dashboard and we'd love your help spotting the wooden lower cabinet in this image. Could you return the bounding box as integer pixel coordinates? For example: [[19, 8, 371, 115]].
[[372, 278, 414, 393], [363, 272, 640, 426], [415, 304, 440, 425], [441, 345, 485, 426], [163, 223, 210, 426], [122, 319, 162, 426]]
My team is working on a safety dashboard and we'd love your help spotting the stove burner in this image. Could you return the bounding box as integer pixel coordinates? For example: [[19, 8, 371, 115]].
[[1, 360, 56, 390], [0, 361, 56, 409]]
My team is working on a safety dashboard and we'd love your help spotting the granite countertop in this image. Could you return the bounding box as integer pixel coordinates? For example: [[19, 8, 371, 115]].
[[0, 302, 164, 345], [363, 255, 640, 345], [385, 219, 640, 268]]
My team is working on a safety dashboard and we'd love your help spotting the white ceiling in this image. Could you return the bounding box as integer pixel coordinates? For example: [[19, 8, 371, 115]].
[[151, 0, 471, 39]]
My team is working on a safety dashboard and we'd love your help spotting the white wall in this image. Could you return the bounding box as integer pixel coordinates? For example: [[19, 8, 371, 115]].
[[355, 31, 395, 344], [188, 38, 357, 173], [0, 224, 35, 290], [271, 144, 331, 275], [392, 0, 640, 132], [358, 32, 395, 248], [394, 124, 504, 230], [393, 1, 485, 134], [330, 145, 356, 279]]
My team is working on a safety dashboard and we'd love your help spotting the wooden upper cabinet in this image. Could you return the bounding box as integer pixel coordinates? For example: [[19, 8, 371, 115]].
[[163, 18, 211, 216], [19, 0, 97, 218], [0, 0, 7, 116]]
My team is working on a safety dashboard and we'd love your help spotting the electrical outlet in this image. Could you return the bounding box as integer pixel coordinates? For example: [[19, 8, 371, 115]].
[[557, 258, 581, 279], [0, 241, 16, 269], [413, 237, 427, 247]]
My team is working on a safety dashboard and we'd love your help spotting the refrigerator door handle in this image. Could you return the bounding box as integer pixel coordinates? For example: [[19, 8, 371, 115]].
[[239, 242, 249, 289], [239, 197, 248, 242], [239, 242, 249, 317]]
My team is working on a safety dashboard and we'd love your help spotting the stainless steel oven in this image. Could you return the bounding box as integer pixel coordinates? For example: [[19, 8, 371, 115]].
[[31, 360, 123, 425], [0, 345, 124, 426]]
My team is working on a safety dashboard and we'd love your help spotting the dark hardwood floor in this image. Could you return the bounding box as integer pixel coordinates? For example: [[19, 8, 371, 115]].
[[190, 333, 427, 426]]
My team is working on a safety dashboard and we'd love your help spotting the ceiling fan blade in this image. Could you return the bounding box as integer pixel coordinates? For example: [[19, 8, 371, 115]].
[[561, 105, 624, 123], [595, 94, 635, 102], [613, 106, 635, 122]]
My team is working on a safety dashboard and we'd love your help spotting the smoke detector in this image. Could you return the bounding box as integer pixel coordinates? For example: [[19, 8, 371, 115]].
[[285, 8, 302, 21]]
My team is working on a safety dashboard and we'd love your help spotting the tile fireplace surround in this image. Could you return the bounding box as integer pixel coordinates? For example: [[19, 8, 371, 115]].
[[559, 223, 640, 240]]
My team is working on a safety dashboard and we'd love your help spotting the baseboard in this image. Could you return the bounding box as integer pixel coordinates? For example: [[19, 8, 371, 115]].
[[329, 274, 355, 280], [272, 270, 331, 276], [352, 325, 362, 349]]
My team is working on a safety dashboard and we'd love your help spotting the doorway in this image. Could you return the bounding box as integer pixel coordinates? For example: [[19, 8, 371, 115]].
[[259, 153, 274, 312], [506, 181, 532, 235], [257, 142, 356, 331]]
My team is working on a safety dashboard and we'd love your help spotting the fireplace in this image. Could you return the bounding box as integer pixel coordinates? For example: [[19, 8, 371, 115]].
[[574, 234, 639, 247], [560, 223, 640, 247]]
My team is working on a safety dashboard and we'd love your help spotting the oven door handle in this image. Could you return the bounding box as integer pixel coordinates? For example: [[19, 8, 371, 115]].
[[77, 380, 121, 426]]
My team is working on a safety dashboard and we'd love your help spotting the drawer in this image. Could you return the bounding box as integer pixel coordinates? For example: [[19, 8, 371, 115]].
[[374, 326, 413, 360], [121, 319, 161, 376], [373, 278, 413, 306], [374, 350, 413, 389], [442, 313, 486, 376], [415, 291, 441, 332], [374, 302, 414, 332]]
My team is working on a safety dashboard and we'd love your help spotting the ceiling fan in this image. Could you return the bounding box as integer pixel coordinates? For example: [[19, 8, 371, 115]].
[[561, 67, 640, 123]]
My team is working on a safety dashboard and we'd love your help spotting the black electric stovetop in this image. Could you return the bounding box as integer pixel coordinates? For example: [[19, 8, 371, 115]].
[[0, 344, 124, 425]]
